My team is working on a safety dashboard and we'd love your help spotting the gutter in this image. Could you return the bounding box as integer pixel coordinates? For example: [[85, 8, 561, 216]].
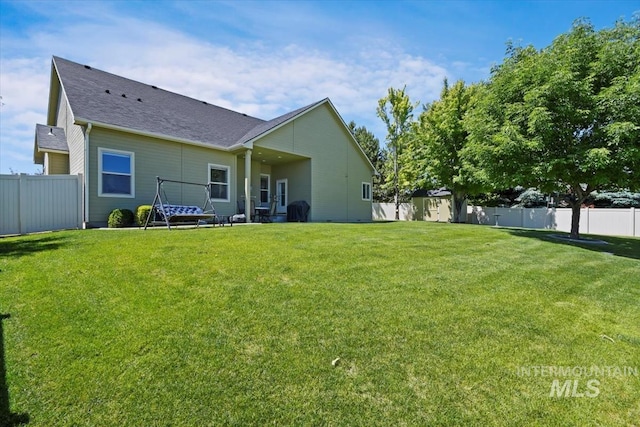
[[75, 117, 233, 152], [84, 123, 92, 227]]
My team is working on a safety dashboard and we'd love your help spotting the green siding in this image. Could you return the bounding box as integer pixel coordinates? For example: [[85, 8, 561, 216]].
[[254, 103, 373, 222], [87, 127, 236, 225], [45, 152, 69, 174], [272, 159, 311, 215], [55, 84, 85, 176]]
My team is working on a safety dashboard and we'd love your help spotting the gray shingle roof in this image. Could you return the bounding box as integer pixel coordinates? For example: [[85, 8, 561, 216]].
[[35, 124, 68, 152], [411, 188, 452, 198], [53, 56, 276, 148]]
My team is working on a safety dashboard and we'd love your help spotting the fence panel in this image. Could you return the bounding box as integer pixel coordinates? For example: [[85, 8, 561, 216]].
[[373, 203, 638, 237], [587, 208, 632, 237], [372, 203, 415, 221], [0, 174, 82, 235], [522, 208, 554, 229], [468, 206, 637, 238], [0, 175, 21, 235]]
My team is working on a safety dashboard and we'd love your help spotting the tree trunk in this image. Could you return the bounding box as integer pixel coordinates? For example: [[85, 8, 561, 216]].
[[570, 201, 581, 239], [394, 146, 399, 220], [452, 193, 466, 223], [394, 192, 400, 220], [566, 183, 593, 240]]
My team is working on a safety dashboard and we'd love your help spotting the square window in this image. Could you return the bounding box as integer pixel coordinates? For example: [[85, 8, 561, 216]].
[[209, 164, 230, 202], [99, 148, 134, 197]]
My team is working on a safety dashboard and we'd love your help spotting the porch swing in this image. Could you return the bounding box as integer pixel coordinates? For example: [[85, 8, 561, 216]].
[[144, 176, 221, 230]]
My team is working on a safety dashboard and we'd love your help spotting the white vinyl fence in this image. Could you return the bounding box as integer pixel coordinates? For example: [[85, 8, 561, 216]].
[[372, 203, 416, 221], [372, 203, 640, 238], [467, 206, 639, 238], [1, 174, 83, 235]]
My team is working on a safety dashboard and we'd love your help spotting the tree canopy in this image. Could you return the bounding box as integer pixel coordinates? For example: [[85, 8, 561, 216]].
[[465, 17, 640, 238], [403, 79, 483, 222], [377, 86, 417, 218]]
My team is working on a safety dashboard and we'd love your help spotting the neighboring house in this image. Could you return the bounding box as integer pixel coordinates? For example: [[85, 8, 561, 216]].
[[34, 56, 376, 227]]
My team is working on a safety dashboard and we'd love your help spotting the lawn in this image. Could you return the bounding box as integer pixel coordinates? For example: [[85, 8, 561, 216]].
[[1, 222, 639, 426]]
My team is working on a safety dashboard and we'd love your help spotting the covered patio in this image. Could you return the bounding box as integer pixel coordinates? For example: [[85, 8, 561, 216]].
[[233, 146, 311, 223]]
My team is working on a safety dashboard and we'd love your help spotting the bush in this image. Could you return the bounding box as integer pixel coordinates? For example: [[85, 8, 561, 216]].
[[135, 205, 152, 226], [513, 188, 547, 208], [590, 191, 640, 208], [108, 208, 134, 228]]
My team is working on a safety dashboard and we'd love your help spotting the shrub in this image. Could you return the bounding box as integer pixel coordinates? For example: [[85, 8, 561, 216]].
[[135, 205, 152, 226], [590, 191, 640, 208], [513, 188, 547, 208], [108, 208, 135, 228]]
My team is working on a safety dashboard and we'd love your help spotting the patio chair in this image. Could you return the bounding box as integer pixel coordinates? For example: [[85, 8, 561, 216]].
[[256, 199, 277, 223], [235, 198, 256, 222]]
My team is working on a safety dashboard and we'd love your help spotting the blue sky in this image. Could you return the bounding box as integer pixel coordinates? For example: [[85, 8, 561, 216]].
[[0, 0, 638, 174]]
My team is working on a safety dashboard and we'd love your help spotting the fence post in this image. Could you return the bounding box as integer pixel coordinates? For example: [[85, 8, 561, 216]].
[[77, 174, 84, 229], [18, 174, 27, 234], [631, 207, 636, 237]]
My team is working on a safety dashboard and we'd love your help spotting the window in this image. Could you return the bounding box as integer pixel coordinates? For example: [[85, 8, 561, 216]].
[[99, 148, 134, 197], [208, 164, 230, 201], [362, 182, 372, 201], [260, 174, 270, 204]]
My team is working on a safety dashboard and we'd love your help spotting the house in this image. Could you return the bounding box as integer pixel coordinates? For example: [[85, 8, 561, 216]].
[[34, 56, 376, 227], [410, 188, 466, 222]]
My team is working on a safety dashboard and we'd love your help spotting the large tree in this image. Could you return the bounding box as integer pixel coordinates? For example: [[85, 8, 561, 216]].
[[403, 79, 484, 222], [466, 18, 640, 238], [377, 86, 417, 219]]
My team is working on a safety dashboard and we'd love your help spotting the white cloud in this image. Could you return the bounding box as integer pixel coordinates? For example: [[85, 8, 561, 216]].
[[0, 6, 450, 173], [0, 57, 51, 173]]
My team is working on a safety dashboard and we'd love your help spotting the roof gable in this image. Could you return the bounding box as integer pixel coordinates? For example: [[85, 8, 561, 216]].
[[247, 98, 377, 173], [34, 124, 68, 164], [237, 99, 327, 146]]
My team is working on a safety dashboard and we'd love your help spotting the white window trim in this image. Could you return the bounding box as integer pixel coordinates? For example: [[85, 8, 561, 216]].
[[260, 173, 271, 205], [208, 163, 231, 202], [362, 182, 372, 201], [98, 147, 135, 198]]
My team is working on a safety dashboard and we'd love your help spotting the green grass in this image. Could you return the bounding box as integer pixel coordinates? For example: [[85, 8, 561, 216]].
[[1, 222, 639, 426]]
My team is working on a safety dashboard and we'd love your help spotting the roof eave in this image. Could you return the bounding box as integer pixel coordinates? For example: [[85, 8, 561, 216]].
[[37, 148, 69, 155], [34, 145, 68, 164], [47, 58, 63, 126], [229, 141, 253, 151], [322, 98, 378, 175], [74, 117, 232, 152]]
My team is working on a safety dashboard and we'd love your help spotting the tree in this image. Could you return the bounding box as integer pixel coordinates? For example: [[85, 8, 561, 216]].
[[466, 18, 640, 238], [377, 86, 417, 219], [348, 121, 390, 201], [403, 79, 484, 222]]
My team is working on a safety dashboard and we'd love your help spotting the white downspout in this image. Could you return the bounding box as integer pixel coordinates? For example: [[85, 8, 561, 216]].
[[84, 123, 92, 228]]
